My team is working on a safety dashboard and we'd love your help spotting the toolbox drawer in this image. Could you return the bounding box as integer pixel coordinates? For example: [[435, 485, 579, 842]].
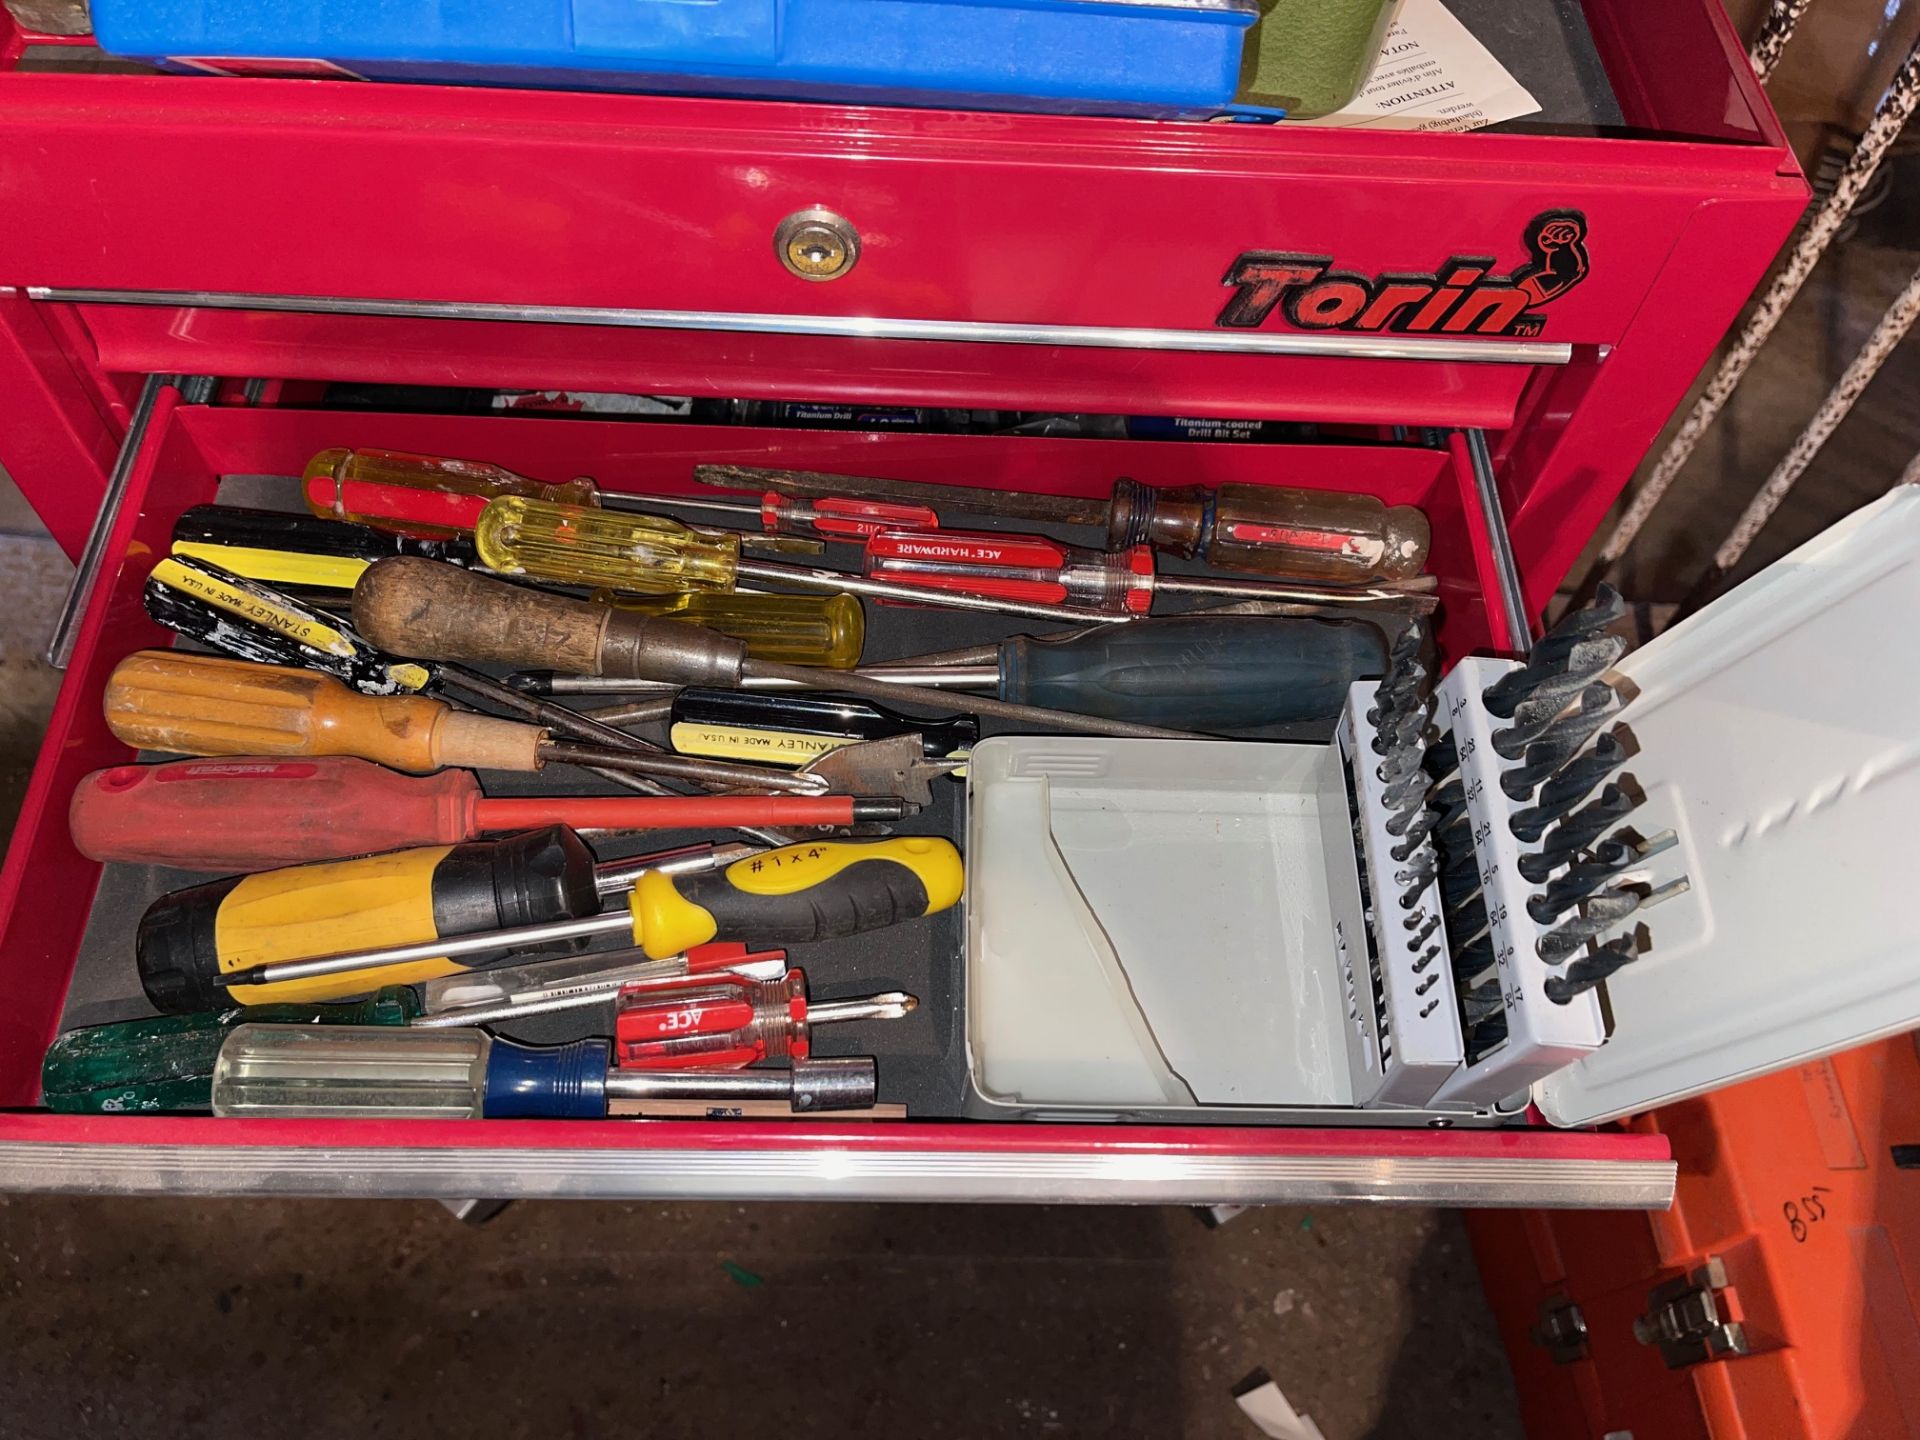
[[0, 397, 1677, 1205], [0, 0, 1809, 1203]]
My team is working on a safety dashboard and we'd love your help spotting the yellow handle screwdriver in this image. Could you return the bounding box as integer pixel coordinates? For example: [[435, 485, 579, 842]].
[[211, 836, 965, 996]]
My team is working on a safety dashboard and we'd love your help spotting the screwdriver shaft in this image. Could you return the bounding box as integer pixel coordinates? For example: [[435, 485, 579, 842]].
[[741, 659, 1198, 741], [220, 910, 636, 988], [539, 739, 828, 795]]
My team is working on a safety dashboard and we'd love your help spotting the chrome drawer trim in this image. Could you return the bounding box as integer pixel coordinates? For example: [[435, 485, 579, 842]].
[[0, 1142, 1673, 1208], [25, 287, 1574, 366]]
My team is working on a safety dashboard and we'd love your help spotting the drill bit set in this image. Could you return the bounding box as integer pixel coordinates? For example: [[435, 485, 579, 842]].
[[1334, 587, 1692, 1111]]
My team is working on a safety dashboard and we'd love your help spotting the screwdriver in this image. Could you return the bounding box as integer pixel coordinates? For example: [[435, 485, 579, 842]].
[[353, 558, 1201, 741], [615, 968, 915, 1069], [211, 1023, 878, 1117], [304, 446, 598, 538], [474, 498, 1435, 619], [136, 824, 630, 1011], [172, 503, 477, 590], [104, 649, 833, 796], [40, 988, 417, 1114], [590, 588, 865, 668], [211, 835, 964, 992], [513, 614, 1388, 731], [133, 838, 757, 1015], [657, 690, 977, 770], [141, 554, 808, 814], [620, 489, 942, 542], [694, 463, 1433, 584], [415, 942, 790, 1030], [70, 756, 909, 872]]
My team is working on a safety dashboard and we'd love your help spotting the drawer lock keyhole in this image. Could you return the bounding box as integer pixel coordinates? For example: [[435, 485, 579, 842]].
[[775, 208, 860, 281]]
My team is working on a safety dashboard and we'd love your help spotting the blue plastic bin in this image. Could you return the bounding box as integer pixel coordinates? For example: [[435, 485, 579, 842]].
[[91, 0, 1261, 118]]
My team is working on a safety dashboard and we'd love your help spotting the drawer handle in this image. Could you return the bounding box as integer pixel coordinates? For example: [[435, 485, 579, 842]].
[[26, 286, 1572, 365]]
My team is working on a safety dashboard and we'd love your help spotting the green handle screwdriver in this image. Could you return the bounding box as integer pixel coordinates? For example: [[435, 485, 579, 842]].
[[41, 988, 418, 1113]]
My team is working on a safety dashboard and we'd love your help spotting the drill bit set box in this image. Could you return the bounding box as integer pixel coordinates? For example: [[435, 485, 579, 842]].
[[963, 485, 1920, 1126]]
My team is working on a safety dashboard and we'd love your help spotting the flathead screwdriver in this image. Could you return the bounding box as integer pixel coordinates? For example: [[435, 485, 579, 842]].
[[353, 558, 1203, 740], [103, 650, 832, 795], [515, 615, 1388, 731]]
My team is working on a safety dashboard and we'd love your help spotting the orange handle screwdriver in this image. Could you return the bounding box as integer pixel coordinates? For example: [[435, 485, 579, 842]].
[[101, 651, 828, 794]]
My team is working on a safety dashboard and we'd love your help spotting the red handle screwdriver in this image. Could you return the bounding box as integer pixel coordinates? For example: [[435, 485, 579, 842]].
[[70, 757, 908, 872], [614, 967, 916, 1069], [862, 529, 1155, 614], [640, 490, 943, 542]]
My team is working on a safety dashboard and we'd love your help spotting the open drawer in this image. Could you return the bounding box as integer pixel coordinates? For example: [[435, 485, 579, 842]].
[[8, 389, 1918, 1207], [0, 394, 1695, 1206]]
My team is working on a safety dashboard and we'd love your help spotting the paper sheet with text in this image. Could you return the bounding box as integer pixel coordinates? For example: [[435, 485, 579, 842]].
[[1300, 0, 1541, 133]]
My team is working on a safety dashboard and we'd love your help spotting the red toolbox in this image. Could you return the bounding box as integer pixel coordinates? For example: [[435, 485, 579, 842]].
[[0, 1, 1849, 1204], [1468, 1034, 1920, 1437]]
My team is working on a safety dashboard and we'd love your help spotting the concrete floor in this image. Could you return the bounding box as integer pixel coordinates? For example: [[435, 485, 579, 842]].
[[0, 523, 1521, 1438]]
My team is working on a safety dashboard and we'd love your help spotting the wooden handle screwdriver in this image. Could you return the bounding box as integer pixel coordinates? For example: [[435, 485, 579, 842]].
[[353, 558, 1198, 740]]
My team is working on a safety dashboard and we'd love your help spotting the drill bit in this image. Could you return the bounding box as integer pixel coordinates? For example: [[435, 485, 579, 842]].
[[1407, 913, 1441, 948], [1500, 684, 1623, 801], [1413, 944, 1441, 975], [1535, 888, 1648, 963], [1521, 784, 1637, 880], [1424, 730, 1459, 780], [1508, 731, 1630, 844], [1527, 846, 1641, 924], [1376, 744, 1426, 785], [1480, 585, 1626, 719], [1544, 932, 1643, 1004], [1396, 853, 1437, 904], [1461, 978, 1503, 1025], [1489, 636, 1627, 759], [1468, 1010, 1510, 1059], [1390, 807, 1439, 859]]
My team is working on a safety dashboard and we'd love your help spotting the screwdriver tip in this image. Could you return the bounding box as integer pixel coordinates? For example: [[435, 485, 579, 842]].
[[502, 671, 557, 694]]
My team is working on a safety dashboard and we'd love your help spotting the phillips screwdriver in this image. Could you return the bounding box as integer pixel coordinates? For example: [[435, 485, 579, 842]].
[[213, 836, 964, 992], [615, 968, 915, 1069], [694, 463, 1433, 584], [415, 942, 789, 1030], [70, 756, 908, 872], [40, 988, 417, 1114], [104, 649, 834, 796], [512, 613, 1387, 732], [353, 558, 1200, 740], [211, 1023, 878, 1118], [472, 498, 1435, 622]]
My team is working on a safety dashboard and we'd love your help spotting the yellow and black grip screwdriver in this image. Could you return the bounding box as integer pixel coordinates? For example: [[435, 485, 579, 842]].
[[137, 824, 603, 1012], [136, 831, 756, 1012], [205, 836, 965, 1000]]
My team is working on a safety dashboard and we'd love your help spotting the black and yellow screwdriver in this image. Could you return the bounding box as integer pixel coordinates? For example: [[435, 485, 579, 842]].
[[135, 827, 755, 1011], [174, 836, 964, 1004]]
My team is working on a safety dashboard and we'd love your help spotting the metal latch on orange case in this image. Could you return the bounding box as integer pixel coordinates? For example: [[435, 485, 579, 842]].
[[1633, 1258, 1749, 1369]]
